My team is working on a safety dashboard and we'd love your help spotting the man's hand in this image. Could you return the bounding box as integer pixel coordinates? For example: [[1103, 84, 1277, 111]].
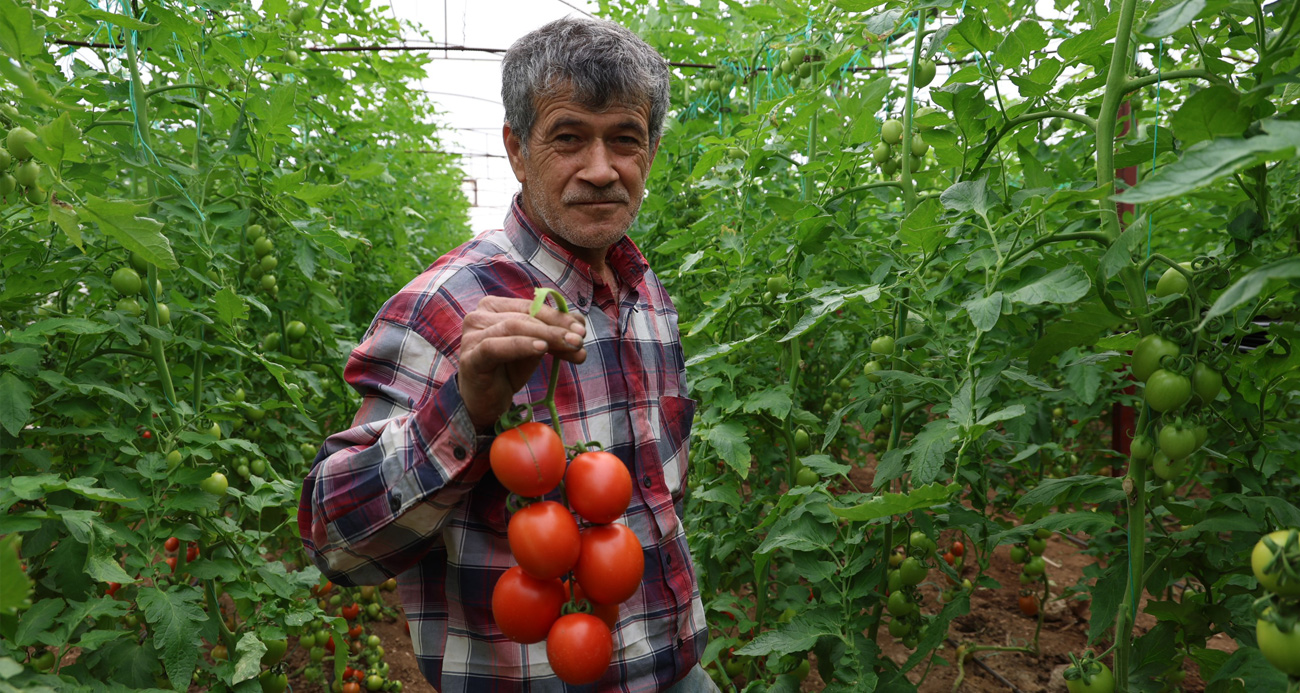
[[458, 296, 587, 431]]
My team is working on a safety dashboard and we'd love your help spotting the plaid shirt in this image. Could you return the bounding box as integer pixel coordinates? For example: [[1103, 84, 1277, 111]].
[[298, 196, 707, 692]]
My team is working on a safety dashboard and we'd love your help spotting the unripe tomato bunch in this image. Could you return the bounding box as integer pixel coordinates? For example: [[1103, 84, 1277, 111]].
[[1252, 529, 1300, 678], [488, 418, 640, 685], [1, 125, 48, 205], [882, 530, 959, 649], [1010, 528, 1053, 616]]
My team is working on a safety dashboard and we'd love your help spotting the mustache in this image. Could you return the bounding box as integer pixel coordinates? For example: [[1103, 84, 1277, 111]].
[[563, 188, 629, 205]]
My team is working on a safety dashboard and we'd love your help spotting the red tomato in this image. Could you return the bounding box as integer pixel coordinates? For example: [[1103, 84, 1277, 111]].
[[164, 556, 177, 573], [343, 667, 356, 681], [141, 430, 152, 439], [564, 580, 620, 630], [324, 636, 335, 654], [508, 501, 581, 580], [573, 524, 644, 605], [342, 683, 361, 693], [164, 536, 179, 553], [186, 545, 199, 562], [342, 603, 360, 621], [490, 422, 566, 497], [951, 541, 965, 558], [943, 552, 955, 566], [348, 625, 363, 640], [546, 613, 613, 685], [1018, 594, 1039, 617], [491, 566, 566, 644], [106, 582, 121, 597], [565, 450, 633, 523]]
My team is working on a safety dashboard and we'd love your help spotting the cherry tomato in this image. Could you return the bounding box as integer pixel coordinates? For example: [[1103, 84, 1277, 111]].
[[186, 545, 199, 562], [1191, 362, 1222, 405], [950, 541, 965, 558], [259, 671, 288, 693], [342, 603, 361, 621], [508, 501, 581, 580], [887, 591, 915, 616], [573, 524, 645, 605], [342, 683, 362, 693], [106, 582, 121, 597], [1252, 529, 1300, 596], [164, 556, 177, 573], [1145, 369, 1191, 413], [1018, 594, 1039, 617], [164, 536, 180, 553], [546, 613, 613, 685], [1157, 422, 1197, 460], [491, 565, 565, 644], [348, 624, 363, 639], [1131, 335, 1180, 383], [943, 552, 955, 566], [564, 451, 633, 523], [490, 422, 566, 497], [899, 557, 927, 586], [211, 644, 228, 661], [1023, 556, 1047, 577]]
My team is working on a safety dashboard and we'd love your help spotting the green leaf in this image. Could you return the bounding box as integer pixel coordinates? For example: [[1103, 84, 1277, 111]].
[[1058, 12, 1121, 63], [756, 511, 836, 554], [77, 8, 158, 31], [907, 420, 956, 484], [872, 449, 905, 487], [1099, 221, 1146, 280], [0, 372, 32, 436], [977, 404, 1025, 427], [741, 389, 792, 419], [0, 535, 31, 615], [80, 196, 177, 270], [138, 586, 207, 690], [778, 286, 880, 343], [1088, 563, 1127, 644], [1008, 58, 1063, 98], [49, 201, 83, 250], [1140, 0, 1207, 37], [0, 0, 45, 58], [1114, 120, 1300, 203], [799, 454, 852, 478], [940, 177, 995, 217], [962, 292, 1003, 333], [953, 13, 997, 53], [233, 631, 266, 683], [1006, 266, 1091, 305], [695, 481, 742, 509], [898, 197, 947, 255], [734, 605, 841, 657], [703, 422, 752, 480], [27, 113, 86, 168], [1170, 86, 1249, 146], [830, 483, 958, 521], [214, 286, 249, 326], [14, 598, 64, 647], [1200, 258, 1300, 327]]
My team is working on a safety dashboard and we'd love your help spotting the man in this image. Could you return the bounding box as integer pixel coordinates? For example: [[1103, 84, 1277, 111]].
[[298, 16, 718, 693]]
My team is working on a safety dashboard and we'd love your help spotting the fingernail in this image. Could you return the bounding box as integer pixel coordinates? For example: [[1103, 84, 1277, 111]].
[[572, 322, 586, 335], [533, 340, 547, 352], [565, 332, 583, 347]]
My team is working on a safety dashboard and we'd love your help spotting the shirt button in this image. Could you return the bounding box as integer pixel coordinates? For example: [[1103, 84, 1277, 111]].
[[453, 446, 467, 461], [389, 492, 402, 512], [577, 295, 588, 307], [665, 553, 674, 566], [642, 475, 652, 489]]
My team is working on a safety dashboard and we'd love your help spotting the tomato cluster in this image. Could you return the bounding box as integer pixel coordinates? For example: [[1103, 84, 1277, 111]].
[[1252, 529, 1300, 677], [489, 425, 640, 685]]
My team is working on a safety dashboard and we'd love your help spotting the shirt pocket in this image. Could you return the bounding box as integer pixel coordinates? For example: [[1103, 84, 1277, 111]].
[[656, 395, 697, 501]]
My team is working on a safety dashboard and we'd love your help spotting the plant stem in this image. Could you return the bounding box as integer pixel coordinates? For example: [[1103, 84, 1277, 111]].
[[1095, 0, 1141, 244]]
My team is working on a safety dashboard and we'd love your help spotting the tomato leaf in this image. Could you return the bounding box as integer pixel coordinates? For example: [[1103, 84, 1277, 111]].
[[830, 483, 958, 522], [701, 422, 752, 480], [0, 373, 33, 436], [1199, 257, 1300, 328], [1140, 0, 1207, 37], [80, 197, 177, 270], [138, 586, 207, 690], [734, 605, 842, 657]]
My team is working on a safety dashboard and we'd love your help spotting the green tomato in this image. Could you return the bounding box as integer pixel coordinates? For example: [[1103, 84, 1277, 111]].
[[309, 646, 325, 662], [1191, 362, 1222, 405], [1065, 661, 1115, 693], [899, 557, 927, 586], [794, 428, 810, 452], [887, 569, 903, 593], [287, 320, 308, 341], [14, 159, 39, 188], [881, 119, 904, 145], [1257, 613, 1300, 676], [232, 387, 246, 403], [1131, 335, 1180, 383], [155, 302, 170, 325], [1035, 528, 1053, 539], [301, 442, 318, 459], [796, 467, 820, 486], [30, 651, 55, 672], [887, 617, 912, 637], [199, 472, 228, 496], [1154, 263, 1191, 298], [1158, 423, 1198, 459], [250, 458, 267, 476], [910, 133, 929, 157], [1027, 537, 1047, 555], [1145, 369, 1191, 413], [117, 298, 142, 316], [872, 142, 892, 164], [871, 335, 896, 356], [260, 254, 278, 272], [112, 267, 143, 296], [1010, 546, 1028, 563], [0, 173, 15, 197], [260, 637, 288, 666], [1150, 451, 1185, 481], [914, 60, 936, 88], [1130, 435, 1154, 459], [887, 590, 915, 616], [1193, 425, 1208, 449], [1252, 529, 1300, 597], [1023, 556, 1046, 577], [908, 531, 936, 555], [261, 274, 277, 291], [0, 146, 9, 169], [165, 450, 182, 469], [25, 186, 45, 205], [863, 360, 883, 383], [7, 127, 36, 160], [766, 275, 789, 294], [300, 633, 316, 649], [260, 671, 288, 693], [246, 223, 265, 240], [253, 236, 274, 258]]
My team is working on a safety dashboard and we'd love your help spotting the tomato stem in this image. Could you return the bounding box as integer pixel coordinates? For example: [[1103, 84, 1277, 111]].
[[528, 287, 569, 445]]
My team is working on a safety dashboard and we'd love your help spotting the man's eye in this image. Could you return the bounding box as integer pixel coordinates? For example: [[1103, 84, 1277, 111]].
[[556, 134, 579, 143]]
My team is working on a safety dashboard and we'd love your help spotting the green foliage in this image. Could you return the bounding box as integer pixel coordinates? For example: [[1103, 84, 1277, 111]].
[[1, 0, 466, 688], [607, 0, 1300, 689]]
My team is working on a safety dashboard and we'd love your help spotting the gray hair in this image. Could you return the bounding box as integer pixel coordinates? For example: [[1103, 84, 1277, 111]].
[[501, 17, 670, 155]]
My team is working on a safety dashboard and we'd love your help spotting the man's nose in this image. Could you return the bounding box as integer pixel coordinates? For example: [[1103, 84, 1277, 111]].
[[576, 139, 619, 188]]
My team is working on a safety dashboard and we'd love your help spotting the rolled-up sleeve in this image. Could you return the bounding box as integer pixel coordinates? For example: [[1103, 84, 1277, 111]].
[[297, 316, 492, 586]]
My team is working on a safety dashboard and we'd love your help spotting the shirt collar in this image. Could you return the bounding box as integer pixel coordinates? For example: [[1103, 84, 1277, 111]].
[[503, 194, 649, 304]]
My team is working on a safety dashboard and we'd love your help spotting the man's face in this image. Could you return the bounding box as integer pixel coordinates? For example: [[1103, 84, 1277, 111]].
[[505, 89, 657, 253]]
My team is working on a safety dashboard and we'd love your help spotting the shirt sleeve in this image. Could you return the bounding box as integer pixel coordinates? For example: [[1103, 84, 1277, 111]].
[[297, 315, 493, 586]]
